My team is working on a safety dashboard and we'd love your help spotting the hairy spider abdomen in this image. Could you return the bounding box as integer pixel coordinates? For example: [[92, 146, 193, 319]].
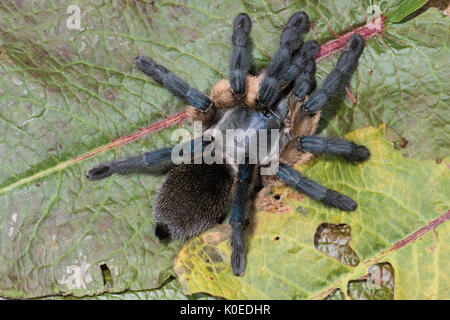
[[153, 163, 233, 240]]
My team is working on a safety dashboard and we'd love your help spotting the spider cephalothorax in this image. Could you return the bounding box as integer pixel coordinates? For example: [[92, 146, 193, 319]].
[[86, 12, 369, 276]]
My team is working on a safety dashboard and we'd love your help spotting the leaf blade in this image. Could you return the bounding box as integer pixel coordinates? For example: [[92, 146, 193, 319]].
[[389, 0, 428, 23]]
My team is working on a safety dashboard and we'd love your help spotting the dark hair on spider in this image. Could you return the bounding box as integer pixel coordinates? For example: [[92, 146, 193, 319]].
[[86, 11, 369, 277]]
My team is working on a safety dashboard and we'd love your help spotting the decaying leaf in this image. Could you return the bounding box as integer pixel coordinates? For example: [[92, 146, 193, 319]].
[[314, 223, 360, 267], [347, 262, 395, 300]]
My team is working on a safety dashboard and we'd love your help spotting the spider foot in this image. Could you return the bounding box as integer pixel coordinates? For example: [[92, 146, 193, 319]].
[[322, 190, 357, 211], [85, 164, 113, 181], [231, 222, 246, 276], [343, 144, 370, 162]]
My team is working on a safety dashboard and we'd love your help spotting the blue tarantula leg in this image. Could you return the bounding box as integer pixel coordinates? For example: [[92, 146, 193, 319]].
[[85, 147, 174, 181], [135, 56, 211, 111], [258, 11, 310, 107], [276, 163, 357, 211], [284, 40, 320, 100], [85, 139, 210, 181], [230, 162, 255, 276], [229, 13, 252, 96], [299, 135, 370, 162], [303, 34, 364, 115]]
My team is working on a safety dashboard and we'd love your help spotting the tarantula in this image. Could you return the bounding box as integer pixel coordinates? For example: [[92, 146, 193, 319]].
[[86, 11, 369, 276]]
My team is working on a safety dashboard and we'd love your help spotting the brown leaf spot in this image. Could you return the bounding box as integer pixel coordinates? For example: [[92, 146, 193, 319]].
[[174, 264, 191, 276], [256, 186, 302, 215], [204, 224, 231, 244], [203, 245, 224, 264], [105, 90, 116, 102], [385, 125, 408, 149]]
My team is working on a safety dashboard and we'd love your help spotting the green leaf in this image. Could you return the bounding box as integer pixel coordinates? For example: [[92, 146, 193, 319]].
[[174, 125, 449, 299], [42, 279, 218, 300], [388, 0, 428, 23], [0, 0, 448, 299]]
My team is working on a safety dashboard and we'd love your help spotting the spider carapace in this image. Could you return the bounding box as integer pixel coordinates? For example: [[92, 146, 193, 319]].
[[86, 12, 370, 276]]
